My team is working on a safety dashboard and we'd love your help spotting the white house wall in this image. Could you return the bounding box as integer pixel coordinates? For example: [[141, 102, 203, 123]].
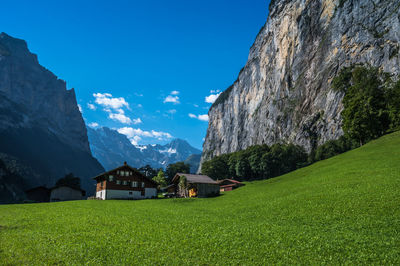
[[96, 189, 106, 200], [97, 189, 157, 200]]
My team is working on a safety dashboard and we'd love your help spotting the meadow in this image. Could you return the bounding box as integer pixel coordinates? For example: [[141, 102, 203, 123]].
[[1, 132, 400, 265]]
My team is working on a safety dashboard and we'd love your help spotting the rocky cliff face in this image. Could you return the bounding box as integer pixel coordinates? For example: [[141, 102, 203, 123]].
[[201, 0, 400, 168], [0, 33, 104, 200]]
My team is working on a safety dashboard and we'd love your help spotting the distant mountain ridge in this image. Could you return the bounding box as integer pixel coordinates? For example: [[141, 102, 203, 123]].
[[87, 126, 201, 171], [0, 33, 104, 202]]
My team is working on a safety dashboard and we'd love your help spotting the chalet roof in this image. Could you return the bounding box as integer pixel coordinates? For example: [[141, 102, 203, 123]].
[[216, 179, 243, 185], [92, 162, 158, 186], [172, 173, 217, 184]]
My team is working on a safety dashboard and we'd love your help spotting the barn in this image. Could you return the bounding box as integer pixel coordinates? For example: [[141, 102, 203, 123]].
[[171, 173, 220, 198], [50, 185, 86, 202], [93, 162, 158, 200]]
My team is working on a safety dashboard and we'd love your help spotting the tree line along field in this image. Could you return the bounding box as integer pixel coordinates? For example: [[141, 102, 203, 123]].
[[1, 131, 400, 265]]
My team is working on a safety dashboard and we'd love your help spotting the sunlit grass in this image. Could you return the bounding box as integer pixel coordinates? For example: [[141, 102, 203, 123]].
[[1, 132, 400, 264]]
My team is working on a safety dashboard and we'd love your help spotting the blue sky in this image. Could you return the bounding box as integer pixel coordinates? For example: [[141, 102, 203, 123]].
[[1, 0, 270, 149]]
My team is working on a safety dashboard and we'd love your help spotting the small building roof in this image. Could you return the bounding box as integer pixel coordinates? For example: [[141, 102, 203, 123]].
[[216, 179, 244, 185], [172, 173, 217, 184]]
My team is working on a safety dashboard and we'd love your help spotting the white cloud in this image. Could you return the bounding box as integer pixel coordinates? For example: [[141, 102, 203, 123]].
[[205, 92, 221, 104], [87, 103, 96, 110], [171, 90, 179, 95], [198, 114, 209, 121], [118, 127, 173, 145], [132, 118, 142, 124], [210, 89, 221, 94], [163, 95, 180, 104], [193, 104, 199, 108], [137, 104, 143, 108], [188, 113, 209, 121], [93, 92, 129, 110], [108, 113, 132, 124], [134, 93, 144, 97], [88, 122, 99, 128], [78, 104, 83, 113]]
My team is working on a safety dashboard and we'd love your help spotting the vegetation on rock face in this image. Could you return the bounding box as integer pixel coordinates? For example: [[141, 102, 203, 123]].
[[201, 143, 308, 180], [165, 161, 190, 181], [1, 132, 399, 264], [333, 65, 400, 145]]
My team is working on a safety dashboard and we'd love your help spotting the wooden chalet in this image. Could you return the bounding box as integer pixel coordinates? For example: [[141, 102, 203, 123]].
[[93, 162, 158, 200], [171, 173, 220, 198], [217, 179, 244, 192]]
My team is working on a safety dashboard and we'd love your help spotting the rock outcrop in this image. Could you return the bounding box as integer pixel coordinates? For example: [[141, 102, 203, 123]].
[[200, 0, 400, 169], [0, 33, 104, 201]]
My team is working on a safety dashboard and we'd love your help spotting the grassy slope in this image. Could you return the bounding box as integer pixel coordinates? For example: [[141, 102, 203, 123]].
[[1, 132, 400, 265]]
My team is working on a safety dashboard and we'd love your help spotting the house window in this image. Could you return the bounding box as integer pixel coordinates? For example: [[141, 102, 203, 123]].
[[129, 191, 132, 195], [109, 175, 114, 182], [131, 181, 138, 187], [141, 182, 145, 188], [123, 180, 128, 185], [116, 180, 121, 185]]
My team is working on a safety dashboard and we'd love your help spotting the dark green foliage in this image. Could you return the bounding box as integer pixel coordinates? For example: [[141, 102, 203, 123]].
[[310, 135, 359, 162], [333, 65, 399, 145], [202, 143, 308, 181], [55, 173, 81, 190], [138, 165, 158, 178], [387, 79, 400, 129], [165, 162, 190, 181]]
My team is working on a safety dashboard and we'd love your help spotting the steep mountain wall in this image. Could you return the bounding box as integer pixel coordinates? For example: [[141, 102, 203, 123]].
[[200, 0, 400, 168], [0, 33, 104, 200]]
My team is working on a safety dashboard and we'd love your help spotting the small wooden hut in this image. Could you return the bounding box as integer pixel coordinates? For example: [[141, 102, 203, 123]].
[[171, 173, 219, 198]]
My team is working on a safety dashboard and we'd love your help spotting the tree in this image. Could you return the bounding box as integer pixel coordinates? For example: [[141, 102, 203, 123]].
[[178, 175, 188, 198], [235, 152, 250, 180], [55, 173, 81, 189], [333, 66, 390, 145], [165, 162, 190, 181], [138, 165, 158, 178], [152, 170, 167, 189], [201, 154, 229, 180], [387, 79, 400, 130]]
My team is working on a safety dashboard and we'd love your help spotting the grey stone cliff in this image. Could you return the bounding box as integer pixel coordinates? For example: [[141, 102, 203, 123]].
[[200, 0, 400, 169], [0, 33, 104, 201]]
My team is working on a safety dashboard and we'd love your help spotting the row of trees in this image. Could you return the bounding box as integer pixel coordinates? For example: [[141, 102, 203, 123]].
[[201, 144, 308, 181]]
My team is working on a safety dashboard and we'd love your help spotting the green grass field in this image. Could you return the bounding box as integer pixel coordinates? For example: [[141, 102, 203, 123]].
[[1, 132, 400, 265]]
